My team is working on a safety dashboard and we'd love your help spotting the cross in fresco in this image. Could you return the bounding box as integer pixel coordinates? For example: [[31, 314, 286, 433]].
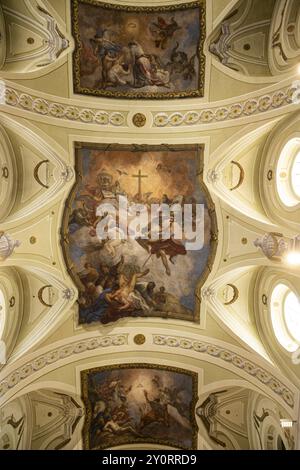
[[132, 169, 148, 201]]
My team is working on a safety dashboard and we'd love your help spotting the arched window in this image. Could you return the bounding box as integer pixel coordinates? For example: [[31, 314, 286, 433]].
[[271, 283, 300, 352], [276, 139, 300, 207]]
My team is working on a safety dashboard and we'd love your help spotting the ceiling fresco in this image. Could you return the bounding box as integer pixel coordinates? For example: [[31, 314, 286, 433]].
[[61, 144, 218, 325], [71, 0, 206, 99]]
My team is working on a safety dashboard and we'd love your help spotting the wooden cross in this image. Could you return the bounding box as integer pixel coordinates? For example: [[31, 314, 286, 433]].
[[132, 169, 148, 201]]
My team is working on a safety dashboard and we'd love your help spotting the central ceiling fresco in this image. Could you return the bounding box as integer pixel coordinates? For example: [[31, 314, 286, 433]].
[[1, 0, 299, 453], [61, 144, 217, 325], [71, 0, 206, 99]]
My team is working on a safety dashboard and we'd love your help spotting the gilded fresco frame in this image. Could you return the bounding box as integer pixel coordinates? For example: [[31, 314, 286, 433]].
[[81, 363, 199, 450], [71, 0, 206, 99], [60, 143, 218, 324]]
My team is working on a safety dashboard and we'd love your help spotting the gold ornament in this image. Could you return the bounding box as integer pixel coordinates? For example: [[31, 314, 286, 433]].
[[134, 334, 146, 345], [132, 113, 146, 128]]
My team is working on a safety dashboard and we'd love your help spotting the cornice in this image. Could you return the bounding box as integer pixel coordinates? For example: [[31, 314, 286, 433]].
[[0, 79, 298, 130], [0, 84, 128, 127], [152, 84, 297, 127], [0, 330, 296, 412]]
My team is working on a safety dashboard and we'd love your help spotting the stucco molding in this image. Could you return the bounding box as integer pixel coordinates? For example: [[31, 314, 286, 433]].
[[0, 80, 299, 130], [0, 329, 296, 412], [152, 84, 298, 127], [153, 334, 295, 408]]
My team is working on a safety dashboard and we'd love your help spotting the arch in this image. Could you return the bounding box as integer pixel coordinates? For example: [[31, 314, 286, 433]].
[[0, 124, 17, 223], [201, 265, 272, 362], [0, 330, 297, 415], [197, 383, 296, 450], [208, 0, 300, 83], [276, 138, 300, 207], [5, 264, 77, 364], [0, 386, 84, 450], [207, 119, 278, 225], [248, 390, 295, 449]]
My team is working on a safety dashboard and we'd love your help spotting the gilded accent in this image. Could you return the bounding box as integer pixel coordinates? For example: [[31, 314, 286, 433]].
[[132, 113, 146, 127], [37, 285, 53, 308], [133, 334, 146, 345], [33, 160, 49, 189], [223, 284, 239, 305], [2, 167, 8, 179]]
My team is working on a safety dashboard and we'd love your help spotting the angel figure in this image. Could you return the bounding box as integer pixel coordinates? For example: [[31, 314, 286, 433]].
[[149, 16, 181, 49]]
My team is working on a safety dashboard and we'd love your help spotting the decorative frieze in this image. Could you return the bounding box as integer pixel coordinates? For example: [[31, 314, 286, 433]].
[[0, 334, 128, 399], [153, 334, 295, 408]]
